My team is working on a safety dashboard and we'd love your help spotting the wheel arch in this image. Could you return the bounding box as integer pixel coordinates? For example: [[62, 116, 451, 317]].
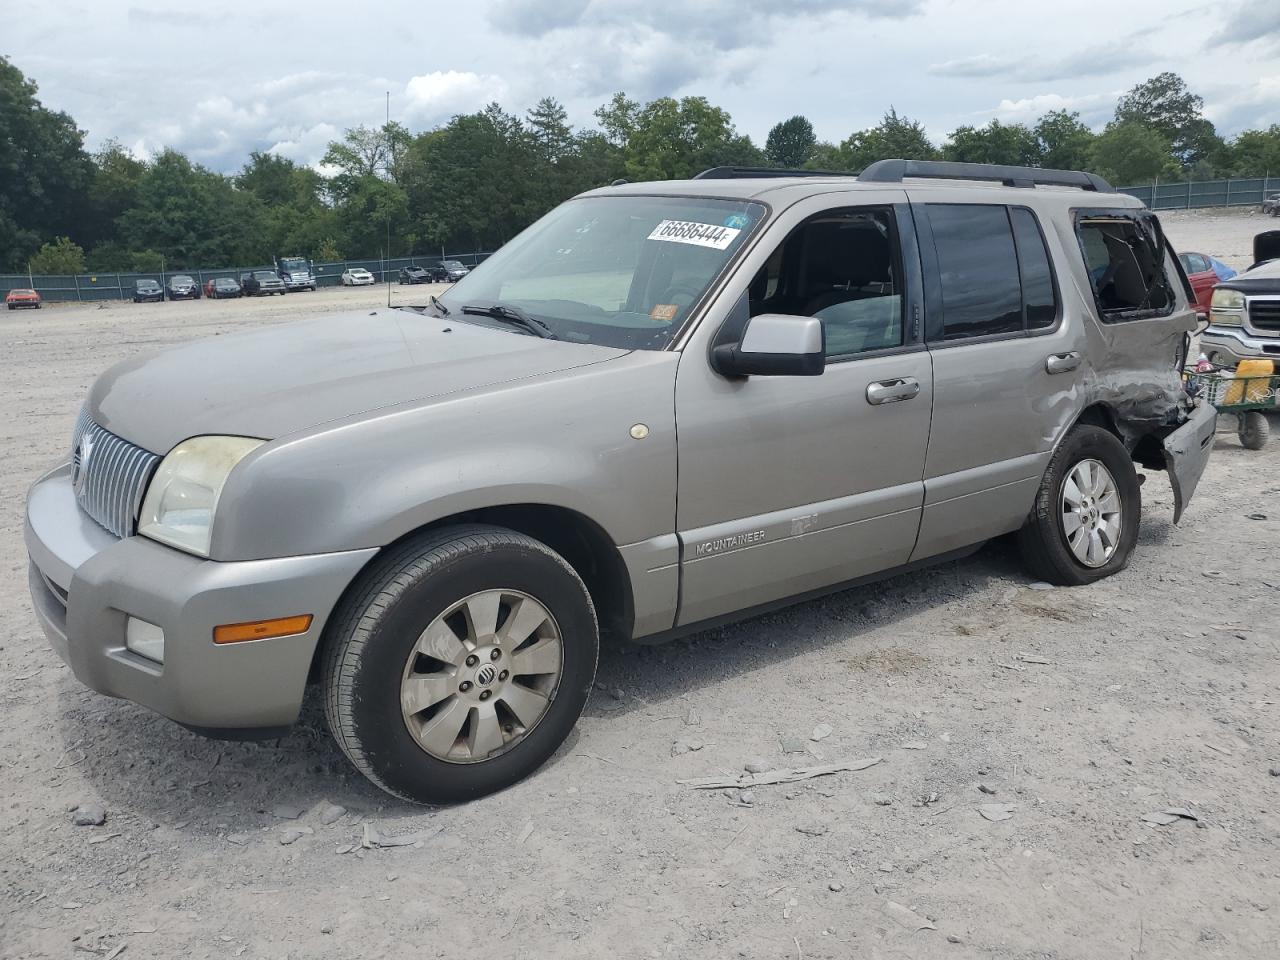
[[308, 503, 635, 683], [1059, 402, 1167, 471]]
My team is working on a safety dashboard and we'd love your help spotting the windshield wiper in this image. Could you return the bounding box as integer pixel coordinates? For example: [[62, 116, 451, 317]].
[[429, 294, 450, 316], [461, 302, 556, 339]]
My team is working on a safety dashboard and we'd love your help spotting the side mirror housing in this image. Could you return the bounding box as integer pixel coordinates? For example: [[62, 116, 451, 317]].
[[712, 313, 825, 377]]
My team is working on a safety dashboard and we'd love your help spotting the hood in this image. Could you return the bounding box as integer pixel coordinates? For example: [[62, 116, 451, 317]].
[[1223, 257, 1280, 290], [89, 308, 627, 453]]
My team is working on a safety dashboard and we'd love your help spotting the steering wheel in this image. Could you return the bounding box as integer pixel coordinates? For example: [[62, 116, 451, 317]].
[[657, 282, 703, 313]]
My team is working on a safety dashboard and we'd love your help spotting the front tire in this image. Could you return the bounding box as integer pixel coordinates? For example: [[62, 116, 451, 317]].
[[1016, 426, 1141, 586], [322, 525, 598, 803]]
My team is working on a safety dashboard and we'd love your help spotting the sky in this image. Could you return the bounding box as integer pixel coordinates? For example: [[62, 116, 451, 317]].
[[5, 0, 1279, 173]]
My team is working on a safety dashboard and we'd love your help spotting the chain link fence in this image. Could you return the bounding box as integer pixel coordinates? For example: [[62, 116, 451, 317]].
[[1, 252, 493, 303], [1117, 175, 1280, 211]]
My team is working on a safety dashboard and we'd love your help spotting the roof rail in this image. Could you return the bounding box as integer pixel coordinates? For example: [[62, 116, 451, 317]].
[[693, 166, 857, 180], [858, 159, 1113, 192]]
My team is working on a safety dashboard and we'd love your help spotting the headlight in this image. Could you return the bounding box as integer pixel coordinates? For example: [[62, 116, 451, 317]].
[[1211, 288, 1244, 310], [138, 436, 264, 557]]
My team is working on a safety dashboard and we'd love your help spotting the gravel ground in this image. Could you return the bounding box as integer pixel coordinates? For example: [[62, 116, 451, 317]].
[[3, 219, 1279, 960]]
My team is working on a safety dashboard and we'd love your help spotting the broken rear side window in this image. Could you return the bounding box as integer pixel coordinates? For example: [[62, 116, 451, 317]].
[[1075, 213, 1175, 323]]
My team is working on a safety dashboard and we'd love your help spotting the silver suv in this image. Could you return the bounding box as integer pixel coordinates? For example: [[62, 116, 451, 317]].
[[25, 160, 1216, 803]]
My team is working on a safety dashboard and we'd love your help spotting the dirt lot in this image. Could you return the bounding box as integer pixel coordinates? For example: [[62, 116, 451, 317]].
[[2, 218, 1279, 960]]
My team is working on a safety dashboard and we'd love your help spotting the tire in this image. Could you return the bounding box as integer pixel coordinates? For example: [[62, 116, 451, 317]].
[[1016, 425, 1141, 586], [1239, 411, 1270, 450], [322, 524, 599, 804]]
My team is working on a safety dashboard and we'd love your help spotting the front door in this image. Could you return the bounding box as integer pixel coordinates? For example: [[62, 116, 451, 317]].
[[673, 195, 934, 627]]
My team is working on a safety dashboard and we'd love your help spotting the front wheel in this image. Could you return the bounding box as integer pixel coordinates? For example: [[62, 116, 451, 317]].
[[1016, 426, 1141, 586], [322, 525, 598, 803]]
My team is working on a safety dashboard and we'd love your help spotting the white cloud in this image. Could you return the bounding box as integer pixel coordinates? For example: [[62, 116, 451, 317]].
[[403, 71, 508, 123], [988, 92, 1120, 128]]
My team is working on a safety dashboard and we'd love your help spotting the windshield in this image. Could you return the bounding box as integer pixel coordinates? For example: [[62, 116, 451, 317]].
[[444, 261, 465, 269], [254, 271, 276, 279], [280, 259, 308, 272], [435, 195, 765, 350], [171, 275, 193, 284]]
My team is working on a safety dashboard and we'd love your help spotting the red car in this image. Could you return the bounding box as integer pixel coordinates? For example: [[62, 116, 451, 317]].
[[1178, 252, 1223, 315], [5, 288, 42, 310]]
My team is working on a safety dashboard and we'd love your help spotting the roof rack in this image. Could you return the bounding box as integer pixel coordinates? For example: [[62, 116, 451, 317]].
[[693, 166, 857, 180], [858, 159, 1113, 192]]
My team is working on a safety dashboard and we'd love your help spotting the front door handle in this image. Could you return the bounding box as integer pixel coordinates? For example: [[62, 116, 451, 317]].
[[866, 377, 921, 405], [1045, 352, 1081, 374]]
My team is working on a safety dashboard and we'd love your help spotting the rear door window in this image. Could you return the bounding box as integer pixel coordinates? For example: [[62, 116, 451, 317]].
[[927, 205, 1024, 341]]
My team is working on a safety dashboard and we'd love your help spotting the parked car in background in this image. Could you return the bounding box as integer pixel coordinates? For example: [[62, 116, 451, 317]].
[[1262, 193, 1279, 216], [398, 265, 435, 284], [240, 270, 286, 296], [166, 275, 200, 300], [1179, 252, 1225, 314], [342, 267, 375, 286], [275, 256, 316, 291], [24, 160, 1217, 804], [133, 280, 164, 303], [440, 259, 470, 281], [5, 288, 41, 310], [209, 277, 243, 299]]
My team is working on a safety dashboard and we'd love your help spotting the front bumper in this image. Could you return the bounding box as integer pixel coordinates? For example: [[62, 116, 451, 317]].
[[1201, 326, 1280, 364], [281, 277, 313, 290], [25, 463, 376, 734]]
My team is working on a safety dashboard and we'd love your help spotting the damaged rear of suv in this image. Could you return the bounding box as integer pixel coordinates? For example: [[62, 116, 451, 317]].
[[25, 159, 1214, 804]]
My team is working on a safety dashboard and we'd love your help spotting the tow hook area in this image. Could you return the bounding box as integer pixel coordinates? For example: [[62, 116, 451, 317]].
[[1162, 402, 1217, 524]]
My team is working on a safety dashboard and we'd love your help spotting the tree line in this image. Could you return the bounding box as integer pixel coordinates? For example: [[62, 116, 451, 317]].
[[4, 55, 1279, 275]]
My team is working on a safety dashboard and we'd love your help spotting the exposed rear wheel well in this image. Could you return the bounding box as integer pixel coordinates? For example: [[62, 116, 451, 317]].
[[1072, 403, 1166, 470]]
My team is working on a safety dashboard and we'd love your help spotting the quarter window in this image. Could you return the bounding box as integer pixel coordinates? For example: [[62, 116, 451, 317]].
[[1075, 213, 1175, 322], [1010, 208, 1059, 330]]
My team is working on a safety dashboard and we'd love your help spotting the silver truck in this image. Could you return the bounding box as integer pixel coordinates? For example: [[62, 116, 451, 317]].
[[25, 160, 1216, 803]]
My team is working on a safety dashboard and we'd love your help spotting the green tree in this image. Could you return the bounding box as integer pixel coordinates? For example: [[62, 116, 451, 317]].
[[1224, 126, 1280, 177], [1034, 111, 1095, 171], [1088, 122, 1178, 184], [610, 95, 761, 181], [943, 119, 1043, 166], [526, 97, 574, 162], [28, 236, 86, 274], [825, 108, 937, 170], [0, 56, 94, 269], [118, 149, 268, 267], [315, 237, 343, 262], [82, 139, 146, 251], [765, 116, 817, 168], [1114, 72, 1219, 168]]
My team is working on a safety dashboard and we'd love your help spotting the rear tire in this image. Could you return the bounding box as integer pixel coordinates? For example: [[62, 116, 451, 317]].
[[322, 525, 598, 804], [1016, 426, 1141, 586], [1239, 411, 1270, 450]]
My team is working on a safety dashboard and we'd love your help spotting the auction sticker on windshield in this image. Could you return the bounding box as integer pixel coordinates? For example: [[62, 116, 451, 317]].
[[647, 220, 741, 250]]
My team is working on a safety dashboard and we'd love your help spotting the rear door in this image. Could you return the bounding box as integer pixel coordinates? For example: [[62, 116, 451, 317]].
[[673, 190, 934, 626], [909, 198, 1083, 561]]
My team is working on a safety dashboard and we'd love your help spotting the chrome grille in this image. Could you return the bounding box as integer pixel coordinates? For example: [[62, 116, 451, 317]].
[[71, 409, 161, 538]]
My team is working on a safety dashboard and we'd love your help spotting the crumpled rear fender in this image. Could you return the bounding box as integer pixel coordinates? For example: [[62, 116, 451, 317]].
[[1162, 401, 1216, 524]]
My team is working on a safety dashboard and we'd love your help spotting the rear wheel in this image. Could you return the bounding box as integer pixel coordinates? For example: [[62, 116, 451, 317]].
[[1239, 411, 1270, 450], [322, 525, 598, 803], [1017, 426, 1141, 586]]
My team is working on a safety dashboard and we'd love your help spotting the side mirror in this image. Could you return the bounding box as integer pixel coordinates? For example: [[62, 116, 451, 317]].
[[712, 313, 825, 377]]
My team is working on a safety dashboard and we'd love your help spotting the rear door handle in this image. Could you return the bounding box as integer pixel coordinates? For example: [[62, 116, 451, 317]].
[[1045, 352, 1081, 374], [866, 377, 921, 405]]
